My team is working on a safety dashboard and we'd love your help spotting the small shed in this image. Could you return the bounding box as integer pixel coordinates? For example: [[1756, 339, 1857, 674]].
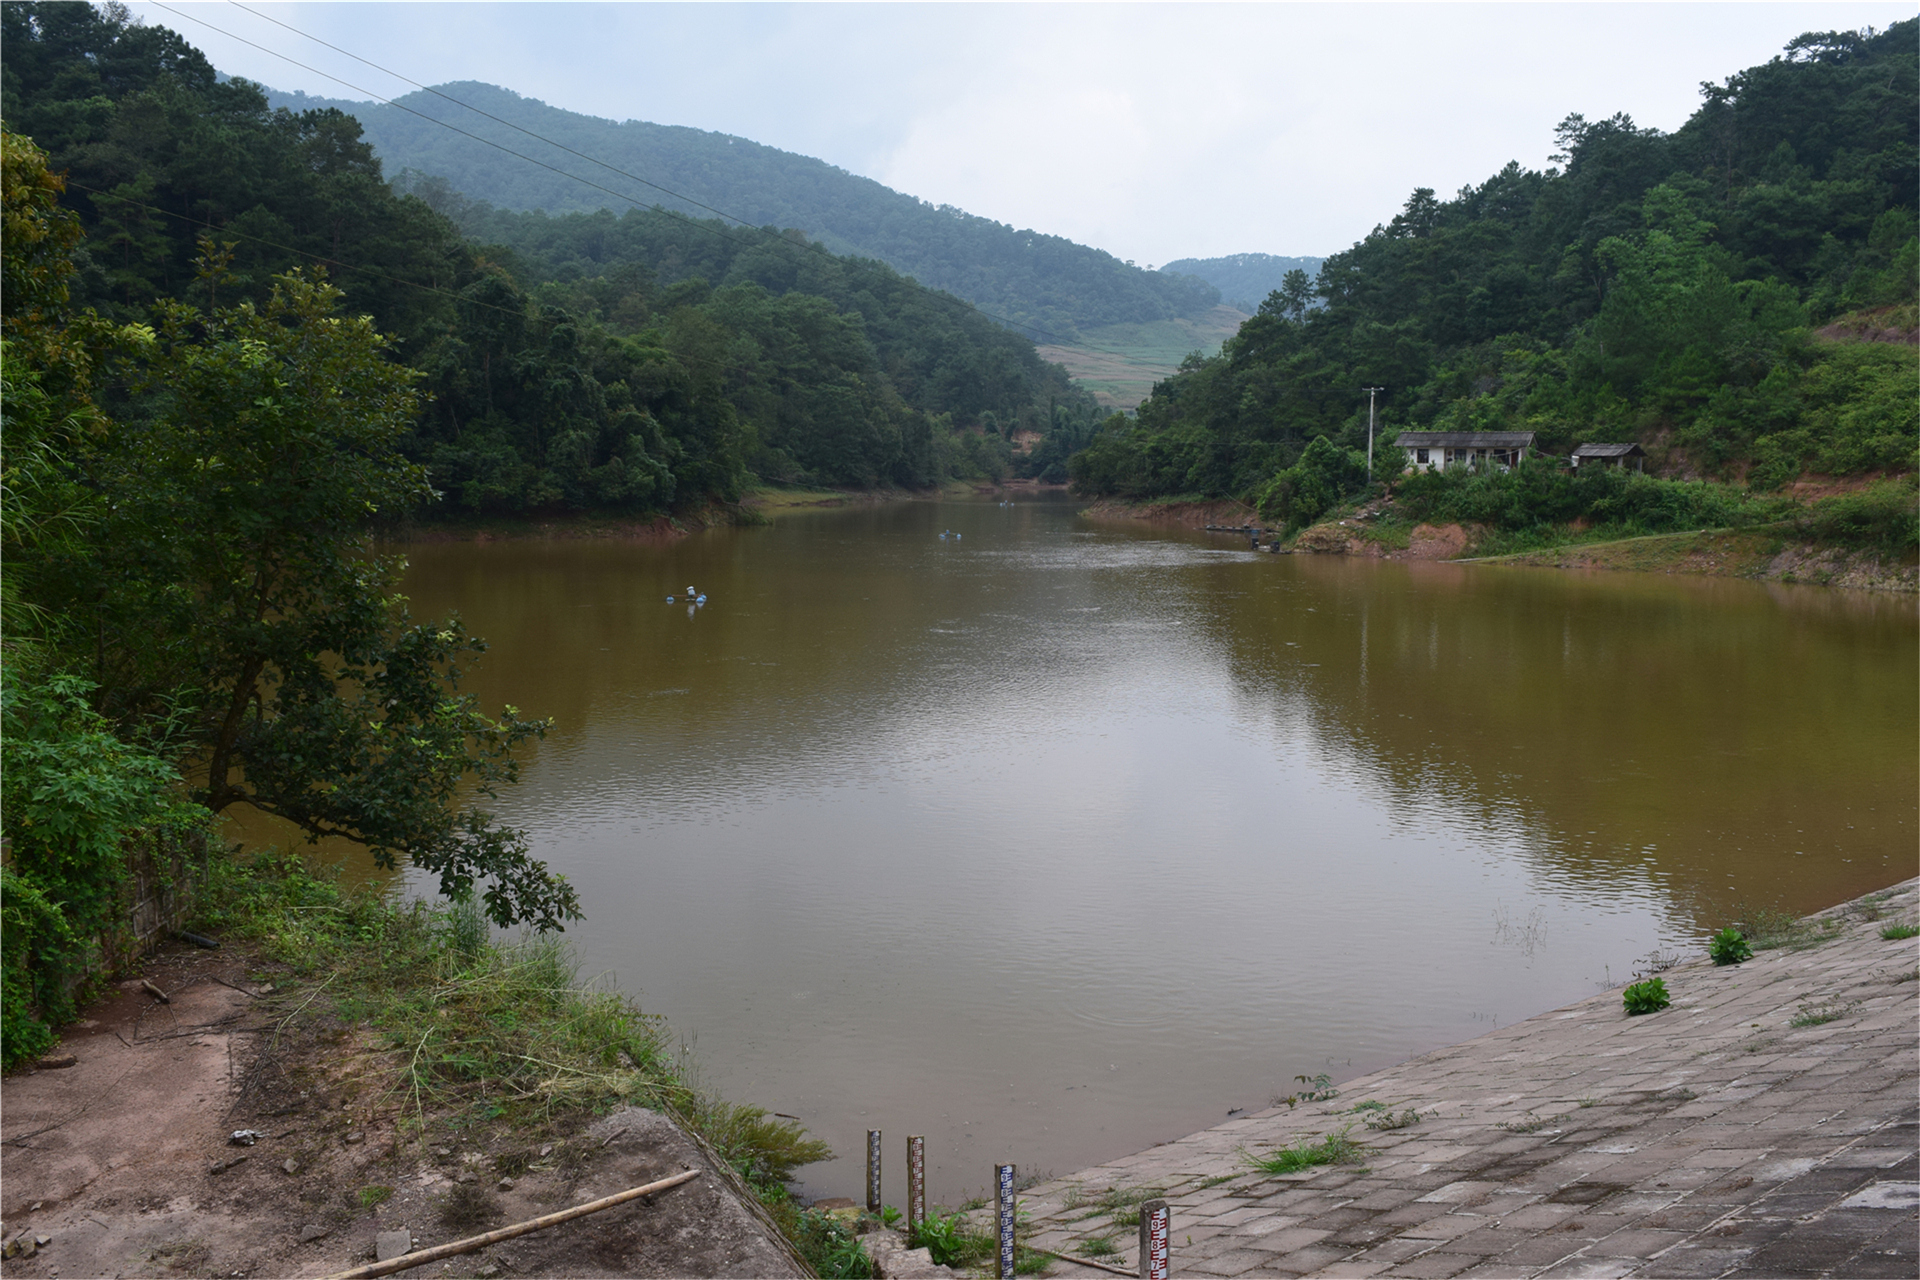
[[1394, 431, 1535, 473], [1570, 442, 1647, 473]]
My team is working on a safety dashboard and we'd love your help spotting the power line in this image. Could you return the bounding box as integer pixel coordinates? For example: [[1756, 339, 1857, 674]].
[[139, 0, 1133, 363]]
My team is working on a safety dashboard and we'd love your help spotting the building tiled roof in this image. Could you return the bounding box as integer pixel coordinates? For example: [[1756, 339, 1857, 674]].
[[1571, 442, 1646, 457], [1393, 432, 1536, 448]]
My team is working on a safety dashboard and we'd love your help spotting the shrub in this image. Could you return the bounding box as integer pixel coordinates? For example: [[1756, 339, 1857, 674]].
[[1709, 928, 1753, 966], [1788, 477, 1919, 559], [1622, 978, 1671, 1015], [1257, 436, 1372, 530], [1, 671, 208, 1067]]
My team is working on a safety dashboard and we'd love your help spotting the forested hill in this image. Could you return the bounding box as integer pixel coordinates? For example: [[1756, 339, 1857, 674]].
[[1074, 20, 1918, 510], [262, 81, 1219, 340], [1160, 253, 1327, 313], [2, 0, 1102, 514]]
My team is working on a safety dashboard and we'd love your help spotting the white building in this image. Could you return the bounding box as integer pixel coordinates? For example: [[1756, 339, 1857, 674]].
[[1395, 431, 1536, 473]]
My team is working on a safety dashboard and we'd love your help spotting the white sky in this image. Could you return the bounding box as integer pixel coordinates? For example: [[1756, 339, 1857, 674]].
[[144, 2, 1915, 265]]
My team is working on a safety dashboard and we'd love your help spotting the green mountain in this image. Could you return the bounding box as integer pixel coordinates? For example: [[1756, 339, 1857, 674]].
[[1160, 254, 1327, 313], [2, 1, 1101, 515], [261, 82, 1218, 340], [1073, 19, 1918, 526]]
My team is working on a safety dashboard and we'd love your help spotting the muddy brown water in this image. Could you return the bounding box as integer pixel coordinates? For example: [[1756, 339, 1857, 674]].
[[252, 495, 1916, 1208]]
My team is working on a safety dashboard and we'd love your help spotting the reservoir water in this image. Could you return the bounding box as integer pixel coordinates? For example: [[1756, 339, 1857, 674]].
[[382, 495, 1914, 1205]]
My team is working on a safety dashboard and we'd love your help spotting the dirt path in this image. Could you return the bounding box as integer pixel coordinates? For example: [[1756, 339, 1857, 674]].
[[0, 943, 802, 1279]]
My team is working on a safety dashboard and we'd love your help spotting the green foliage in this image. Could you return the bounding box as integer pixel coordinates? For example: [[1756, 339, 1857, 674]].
[[1240, 1126, 1365, 1175], [1392, 460, 1758, 544], [4, 7, 1106, 518], [904, 1212, 1048, 1275], [1880, 924, 1919, 940], [1622, 977, 1671, 1015], [909, 1213, 980, 1268], [1257, 438, 1374, 530], [690, 1101, 833, 1189], [1709, 927, 1754, 966], [1, 670, 207, 1067], [1068, 22, 1918, 503], [775, 1208, 873, 1279], [1787, 477, 1920, 557], [0, 142, 577, 930]]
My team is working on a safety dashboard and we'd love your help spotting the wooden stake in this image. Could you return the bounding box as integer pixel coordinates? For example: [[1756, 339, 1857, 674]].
[[322, 1168, 700, 1279]]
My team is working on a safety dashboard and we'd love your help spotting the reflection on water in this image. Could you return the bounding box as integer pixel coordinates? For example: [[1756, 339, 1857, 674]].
[[362, 497, 1914, 1204]]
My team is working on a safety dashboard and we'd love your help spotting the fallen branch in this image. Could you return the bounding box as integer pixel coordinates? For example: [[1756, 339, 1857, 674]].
[[140, 979, 171, 1004], [322, 1168, 702, 1279]]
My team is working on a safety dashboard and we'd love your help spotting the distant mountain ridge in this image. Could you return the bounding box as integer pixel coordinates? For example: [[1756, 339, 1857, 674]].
[[262, 81, 1219, 339], [1160, 254, 1326, 313]]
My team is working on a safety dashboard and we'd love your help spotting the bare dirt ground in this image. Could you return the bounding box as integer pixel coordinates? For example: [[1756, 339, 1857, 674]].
[[0, 942, 802, 1279], [1078, 497, 1263, 529]]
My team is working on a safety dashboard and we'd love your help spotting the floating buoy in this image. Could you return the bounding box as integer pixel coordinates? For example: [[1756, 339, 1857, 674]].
[[666, 595, 676, 602], [696, 594, 707, 604]]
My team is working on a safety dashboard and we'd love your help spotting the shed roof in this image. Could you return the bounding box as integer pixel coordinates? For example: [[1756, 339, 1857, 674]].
[[1571, 442, 1647, 458], [1394, 431, 1536, 448]]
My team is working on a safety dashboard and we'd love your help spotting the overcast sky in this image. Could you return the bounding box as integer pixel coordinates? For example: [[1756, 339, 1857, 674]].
[[146, 2, 1915, 266]]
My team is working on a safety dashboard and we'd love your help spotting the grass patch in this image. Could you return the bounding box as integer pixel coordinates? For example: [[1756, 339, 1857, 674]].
[[1240, 1126, 1365, 1175], [1880, 923, 1919, 940], [1363, 1107, 1424, 1131], [1496, 1112, 1565, 1134], [193, 852, 836, 1269]]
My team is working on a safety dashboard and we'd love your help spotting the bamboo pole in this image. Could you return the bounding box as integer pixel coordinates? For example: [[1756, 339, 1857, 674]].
[[323, 1168, 701, 1280]]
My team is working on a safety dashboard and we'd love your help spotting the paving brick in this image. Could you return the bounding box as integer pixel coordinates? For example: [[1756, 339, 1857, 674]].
[[1013, 883, 1917, 1280], [1636, 1245, 1755, 1278], [1187, 1246, 1290, 1276]]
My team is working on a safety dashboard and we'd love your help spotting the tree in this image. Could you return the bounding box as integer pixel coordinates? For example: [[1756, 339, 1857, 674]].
[[7, 190, 580, 927]]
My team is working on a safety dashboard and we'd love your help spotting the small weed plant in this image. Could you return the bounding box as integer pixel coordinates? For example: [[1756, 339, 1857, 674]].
[[1880, 924, 1919, 940], [1709, 928, 1753, 966], [1241, 1126, 1364, 1175], [1295, 1073, 1340, 1101], [1363, 1107, 1424, 1131], [1623, 977, 1671, 1015], [907, 1213, 1047, 1275], [778, 1208, 872, 1279]]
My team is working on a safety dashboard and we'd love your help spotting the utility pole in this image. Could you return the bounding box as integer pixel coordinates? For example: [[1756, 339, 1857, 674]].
[[1362, 387, 1385, 482]]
